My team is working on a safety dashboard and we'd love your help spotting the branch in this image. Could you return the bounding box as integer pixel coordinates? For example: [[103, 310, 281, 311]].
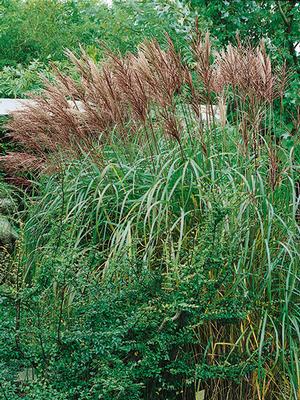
[[158, 310, 182, 332], [277, 1, 289, 26], [276, 0, 299, 74]]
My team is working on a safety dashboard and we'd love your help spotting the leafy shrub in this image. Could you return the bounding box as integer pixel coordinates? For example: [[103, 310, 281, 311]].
[[0, 62, 53, 98], [0, 0, 198, 67], [0, 0, 108, 67]]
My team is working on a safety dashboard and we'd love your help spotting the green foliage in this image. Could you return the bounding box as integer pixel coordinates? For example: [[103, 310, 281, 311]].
[[190, 0, 299, 63], [0, 0, 198, 67], [0, 0, 109, 67], [0, 0, 200, 98], [0, 1, 299, 398], [0, 62, 52, 98], [0, 121, 299, 398]]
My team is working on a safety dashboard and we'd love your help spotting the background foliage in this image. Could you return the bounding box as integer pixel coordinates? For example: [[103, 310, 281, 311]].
[[0, 0, 200, 97]]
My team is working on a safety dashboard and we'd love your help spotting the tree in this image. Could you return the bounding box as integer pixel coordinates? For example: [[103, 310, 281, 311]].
[[189, 0, 299, 72]]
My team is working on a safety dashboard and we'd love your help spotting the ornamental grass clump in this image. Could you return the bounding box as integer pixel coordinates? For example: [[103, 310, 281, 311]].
[[1, 32, 287, 174], [6, 128, 298, 399], [0, 31, 299, 400]]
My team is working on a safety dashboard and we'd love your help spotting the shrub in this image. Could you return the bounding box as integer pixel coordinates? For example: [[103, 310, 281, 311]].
[[0, 0, 199, 68], [0, 0, 109, 67], [0, 61, 61, 99]]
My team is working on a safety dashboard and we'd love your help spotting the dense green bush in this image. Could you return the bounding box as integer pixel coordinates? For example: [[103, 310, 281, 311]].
[[0, 62, 53, 98], [0, 0, 108, 67], [189, 1, 299, 63], [0, 0, 197, 67]]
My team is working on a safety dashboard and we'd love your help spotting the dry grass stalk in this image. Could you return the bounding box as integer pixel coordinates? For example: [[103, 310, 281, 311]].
[[212, 40, 277, 103], [192, 31, 214, 98], [136, 36, 186, 107], [1, 32, 284, 175], [1, 152, 45, 174]]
